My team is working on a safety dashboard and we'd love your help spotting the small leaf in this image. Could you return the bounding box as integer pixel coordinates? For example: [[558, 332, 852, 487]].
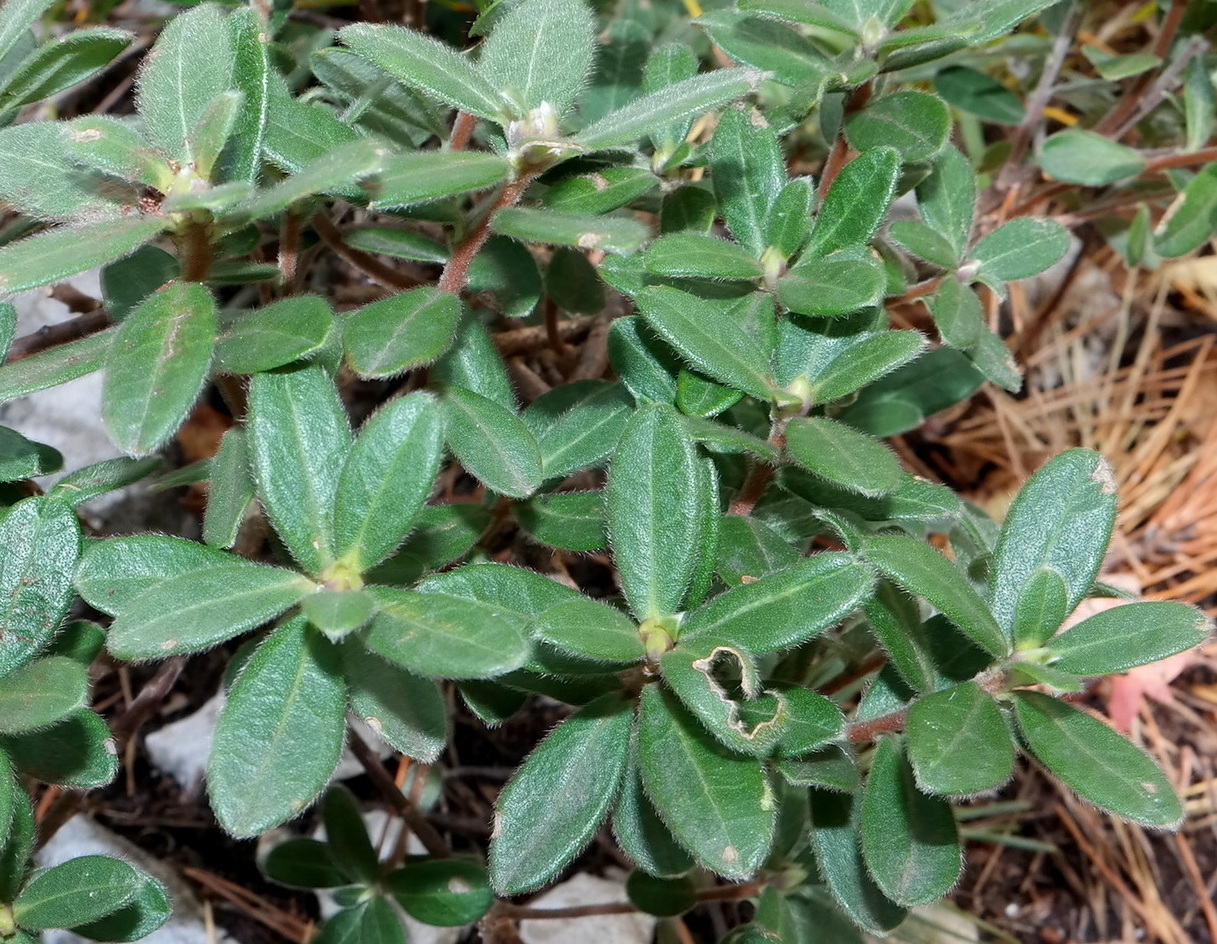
[[106, 564, 312, 660], [1010, 567, 1068, 650], [714, 514, 800, 588], [535, 597, 645, 664], [1039, 130, 1147, 186], [0, 216, 162, 296], [907, 682, 1015, 795], [339, 23, 506, 120], [0, 426, 62, 482], [864, 533, 1008, 658], [809, 790, 907, 933], [202, 427, 255, 550], [660, 647, 783, 757], [343, 645, 448, 762], [626, 871, 696, 918], [607, 316, 680, 404], [680, 553, 873, 653], [923, 277, 984, 348], [710, 106, 785, 257], [14, 856, 139, 930], [607, 404, 705, 619], [544, 167, 658, 215], [888, 220, 960, 270], [1184, 55, 1214, 155], [371, 151, 511, 209], [989, 449, 1117, 645], [933, 65, 1024, 125], [61, 117, 169, 191], [321, 785, 379, 884], [0, 709, 118, 787], [102, 281, 216, 456], [613, 762, 696, 877], [0, 28, 132, 113], [476, 0, 596, 119], [846, 91, 950, 163], [364, 586, 530, 678], [777, 248, 885, 317], [0, 122, 131, 222], [969, 218, 1070, 285], [230, 138, 387, 222], [261, 838, 348, 889], [916, 146, 975, 258], [468, 235, 543, 318], [387, 859, 494, 926], [836, 346, 981, 437], [860, 737, 961, 906], [765, 177, 815, 258], [492, 207, 649, 255], [489, 693, 632, 893], [136, 4, 233, 163], [0, 0, 55, 66], [803, 330, 927, 405], [0, 781, 33, 900], [636, 286, 775, 400], [66, 869, 171, 943], [784, 416, 902, 497], [0, 497, 80, 678], [1014, 691, 1182, 827], [214, 296, 334, 374], [442, 386, 542, 499], [698, 11, 830, 88], [432, 314, 517, 408], [209, 618, 346, 837], [1155, 164, 1217, 258], [248, 365, 351, 575], [864, 581, 937, 694], [0, 657, 88, 734], [806, 147, 900, 257], [533, 382, 632, 479], [1047, 601, 1209, 676], [345, 287, 462, 379], [777, 744, 859, 791], [334, 392, 446, 571], [644, 233, 765, 280], [218, 7, 270, 186], [574, 68, 764, 152], [302, 590, 375, 638], [637, 685, 773, 880], [50, 456, 161, 509]]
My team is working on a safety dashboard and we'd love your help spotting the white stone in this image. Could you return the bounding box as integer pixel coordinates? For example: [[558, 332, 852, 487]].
[[518, 872, 656, 944]]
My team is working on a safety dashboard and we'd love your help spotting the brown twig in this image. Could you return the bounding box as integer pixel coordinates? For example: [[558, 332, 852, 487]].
[[438, 173, 537, 295], [311, 211, 421, 292], [449, 111, 476, 152], [4, 308, 112, 363], [1093, 0, 1189, 137], [346, 728, 451, 858], [846, 707, 907, 743], [494, 318, 594, 357]]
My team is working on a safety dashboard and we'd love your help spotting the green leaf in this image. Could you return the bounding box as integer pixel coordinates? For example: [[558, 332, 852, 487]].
[[371, 151, 511, 210], [573, 68, 763, 152], [50, 456, 161, 509], [933, 65, 1024, 125], [1014, 691, 1182, 827], [261, 838, 348, 889], [0, 119, 131, 222], [14, 856, 139, 930], [0, 708, 117, 787], [0, 752, 13, 848], [531, 382, 632, 479], [736, 0, 859, 35], [230, 138, 387, 222], [626, 871, 696, 918], [809, 789, 907, 933], [60, 117, 169, 192], [709, 106, 785, 257], [366, 504, 491, 584], [476, 0, 596, 119], [334, 392, 445, 571], [344, 645, 448, 762], [680, 552, 873, 653], [0, 0, 53, 66], [468, 235, 543, 319], [607, 404, 705, 619], [644, 233, 765, 281], [492, 207, 649, 255], [1155, 164, 1217, 258], [0, 216, 162, 296], [836, 346, 981, 436], [489, 693, 631, 893], [778, 744, 859, 792], [302, 590, 375, 639], [661, 185, 717, 235], [860, 737, 961, 906], [0, 426, 61, 482], [75, 533, 243, 614], [106, 563, 312, 659], [863, 580, 936, 694], [216, 7, 269, 185], [204, 428, 255, 546], [864, 533, 1008, 657], [907, 682, 1014, 795], [777, 247, 885, 317], [248, 364, 351, 575], [68, 871, 171, 943], [0, 302, 13, 361], [1009, 567, 1068, 651], [0, 497, 80, 678], [784, 416, 902, 497], [544, 167, 658, 215], [101, 281, 216, 456], [803, 330, 927, 405], [924, 277, 984, 347], [612, 762, 696, 877], [135, 3, 233, 164], [714, 514, 800, 588], [534, 596, 644, 664], [1184, 55, 1214, 155], [321, 785, 379, 885], [806, 147, 900, 257], [339, 23, 504, 120], [888, 220, 960, 270], [344, 288, 460, 381], [0, 28, 131, 113], [214, 296, 334, 374], [364, 586, 530, 678], [677, 370, 743, 419], [442, 386, 542, 499], [209, 618, 346, 837], [989, 449, 1117, 645], [1039, 130, 1146, 186], [0, 779, 32, 899], [387, 859, 493, 926], [698, 11, 831, 88], [846, 91, 949, 163], [432, 313, 516, 408], [969, 218, 1071, 285], [765, 177, 815, 259], [262, 85, 359, 175], [637, 685, 773, 880], [1047, 601, 1208, 675], [0, 330, 111, 405], [607, 316, 680, 403], [516, 491, 606, 551], [636, 286, 775, 400], [0, 656, 87, 734], [916, 146, 975, 259]]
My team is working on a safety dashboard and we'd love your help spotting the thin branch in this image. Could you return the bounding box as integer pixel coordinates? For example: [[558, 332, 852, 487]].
[[1093, 0, 1189, 137], [4, 308, 112, 363], [449, 111, 476, 152], [1110, 36, 1209, 141], [311, 211, 422, 292], [846, 707, 907, 743], [438, 172, 537, 295]]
